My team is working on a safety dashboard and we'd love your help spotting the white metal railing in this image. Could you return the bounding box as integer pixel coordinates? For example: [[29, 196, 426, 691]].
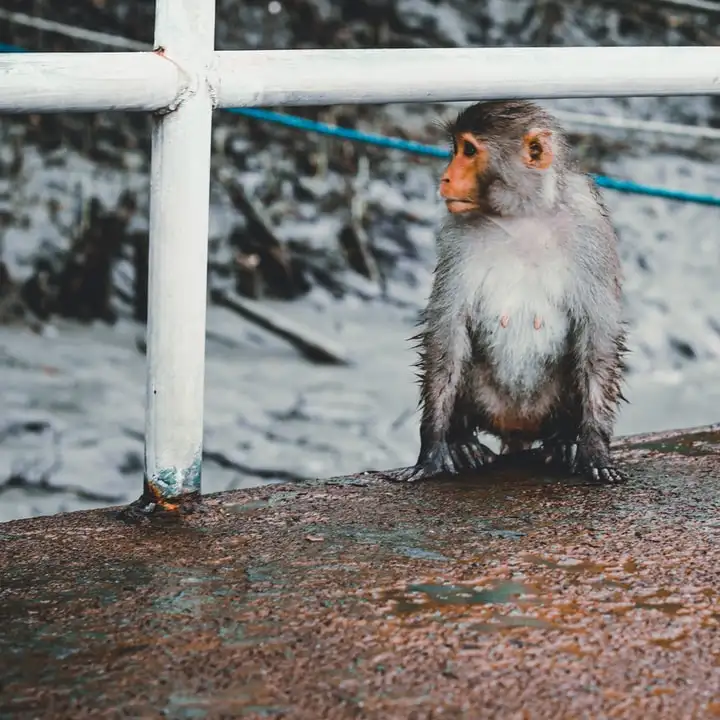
[[5, 46, 720, 114], [2, 0, 720, 511]]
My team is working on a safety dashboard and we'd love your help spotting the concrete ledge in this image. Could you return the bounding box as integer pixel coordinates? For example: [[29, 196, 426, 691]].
[[2, 425, 720, 719]]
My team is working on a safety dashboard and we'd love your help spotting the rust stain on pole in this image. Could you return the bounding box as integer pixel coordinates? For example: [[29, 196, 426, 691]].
[[1, 424, 720, 719]]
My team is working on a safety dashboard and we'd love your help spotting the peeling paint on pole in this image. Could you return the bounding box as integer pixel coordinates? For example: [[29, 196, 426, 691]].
[[141, 453, 202, 510]]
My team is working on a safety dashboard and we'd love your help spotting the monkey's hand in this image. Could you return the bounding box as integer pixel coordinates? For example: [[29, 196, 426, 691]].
[[386, 439, 495, 483], [575, 433, 627, 484], [386, 441, 457, 483]]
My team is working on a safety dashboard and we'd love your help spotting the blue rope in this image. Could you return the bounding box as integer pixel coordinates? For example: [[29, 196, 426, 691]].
[[227, 107, 451, 159], [0, 42, 26, 52], [231, 108, 720, 208], [590, 174, 720, 206], [3, 41, 720, 207]]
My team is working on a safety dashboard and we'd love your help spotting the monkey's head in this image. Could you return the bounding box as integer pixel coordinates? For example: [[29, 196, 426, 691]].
[[439, 100, 567, 217]]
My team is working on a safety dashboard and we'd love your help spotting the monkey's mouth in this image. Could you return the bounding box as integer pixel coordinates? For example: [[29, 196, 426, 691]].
[[444, 198, 478, 213]]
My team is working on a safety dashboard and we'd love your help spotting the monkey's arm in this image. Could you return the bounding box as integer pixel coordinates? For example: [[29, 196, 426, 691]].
[[391, 297, 495, 483], [391, 326, 468, 482]]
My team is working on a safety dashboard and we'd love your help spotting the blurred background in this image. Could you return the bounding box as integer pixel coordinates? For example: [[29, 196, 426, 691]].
[[1, 0, 720, 522]]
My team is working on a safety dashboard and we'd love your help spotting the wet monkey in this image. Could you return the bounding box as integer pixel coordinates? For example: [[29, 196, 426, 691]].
[[394, 100, 628, 484]]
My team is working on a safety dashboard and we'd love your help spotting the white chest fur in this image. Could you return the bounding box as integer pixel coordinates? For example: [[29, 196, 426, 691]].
[[460, 218, 572, 394]]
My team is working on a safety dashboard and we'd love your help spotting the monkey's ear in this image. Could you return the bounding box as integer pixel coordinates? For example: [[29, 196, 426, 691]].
[[521, 128, 554, 170]]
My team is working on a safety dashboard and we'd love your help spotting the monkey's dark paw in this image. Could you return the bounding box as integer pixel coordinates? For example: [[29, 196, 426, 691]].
[[544, 438, 627, 483], [576, 449, 628, 484], [584, 464, 628, 484], [386, 443, 459, 483], [384, 463, 446, 483], [541, 441, 578, 471], [575, 433, 627, 484], [450, 441, 496, 471], [384, 466, 436, 483]]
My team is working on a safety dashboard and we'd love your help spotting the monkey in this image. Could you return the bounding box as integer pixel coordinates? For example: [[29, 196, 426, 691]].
[[393, 100, 628, 485]]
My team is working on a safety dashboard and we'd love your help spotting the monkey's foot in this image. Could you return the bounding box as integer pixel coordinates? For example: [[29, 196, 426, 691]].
[[542, 440, 627, 483], [450, 440, 497, 472], [573, 430, 627, 483], [541, 441, 577, 469], [580, 462, 627, 484], [576, 438, 628, 484]]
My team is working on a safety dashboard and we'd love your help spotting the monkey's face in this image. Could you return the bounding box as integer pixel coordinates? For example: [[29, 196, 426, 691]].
[[440, 126, 557, 216], [439, 133, 490, 214]]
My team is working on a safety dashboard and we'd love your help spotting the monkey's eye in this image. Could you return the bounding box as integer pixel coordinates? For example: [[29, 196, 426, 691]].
[[462, 141, 477, 157]]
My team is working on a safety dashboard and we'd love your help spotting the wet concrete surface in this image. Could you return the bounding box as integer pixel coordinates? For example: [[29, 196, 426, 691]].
[[2, 425, 720, 719]]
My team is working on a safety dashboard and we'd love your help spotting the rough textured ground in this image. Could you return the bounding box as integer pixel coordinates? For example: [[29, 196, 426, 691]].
[[1, 424, 720, 719]]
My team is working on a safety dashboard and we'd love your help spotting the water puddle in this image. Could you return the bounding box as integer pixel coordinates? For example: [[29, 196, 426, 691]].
[[382, 579, 534, 614], [396, 546, 450, 562], [165, 688, 289, 719], [229, 499, 270, 513], [468, 615, 557, 631], [626, 429, 720, 457]]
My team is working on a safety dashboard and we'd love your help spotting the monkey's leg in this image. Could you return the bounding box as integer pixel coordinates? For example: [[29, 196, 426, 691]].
[[386, 434, 463, 483]]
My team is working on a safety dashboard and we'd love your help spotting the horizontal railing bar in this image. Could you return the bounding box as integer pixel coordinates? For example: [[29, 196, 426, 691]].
[[215, 46, 720, 106], [2, 46, 720, 115], [5, 28, 720, 144], [0, 52, 182, 112]]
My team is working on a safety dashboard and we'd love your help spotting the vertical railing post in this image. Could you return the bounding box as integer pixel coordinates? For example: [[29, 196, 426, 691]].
[[138, 0, 216, 512]]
